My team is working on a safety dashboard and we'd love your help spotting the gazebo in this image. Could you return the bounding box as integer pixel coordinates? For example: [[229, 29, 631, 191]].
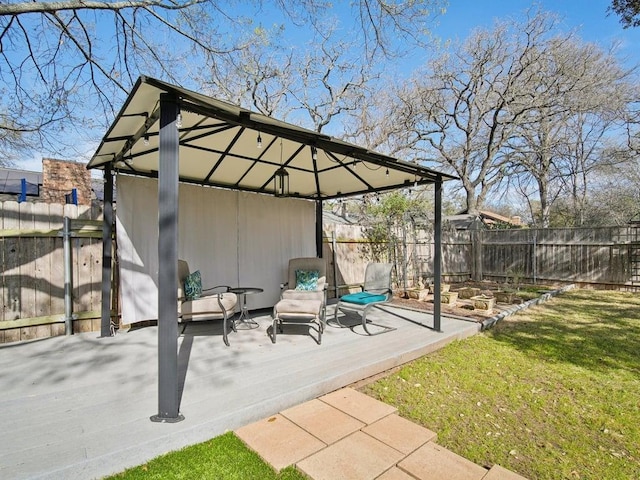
[[87, 76, 456, 422]]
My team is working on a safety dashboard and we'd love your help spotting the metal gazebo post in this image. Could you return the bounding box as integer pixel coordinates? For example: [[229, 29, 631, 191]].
[[316, 200, 324, 258], [151, 93, 184, 423], [100, 165, 114, 337], [433, 175, 442, 332]]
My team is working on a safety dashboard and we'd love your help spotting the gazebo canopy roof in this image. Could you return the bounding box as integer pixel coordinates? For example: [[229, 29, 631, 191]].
[[87, 76, 455, 200]]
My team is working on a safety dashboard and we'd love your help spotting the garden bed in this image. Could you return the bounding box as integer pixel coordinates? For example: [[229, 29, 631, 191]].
[[391, 280, 558, 322]]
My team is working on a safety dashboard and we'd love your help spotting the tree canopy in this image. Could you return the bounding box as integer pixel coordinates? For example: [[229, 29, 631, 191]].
[[609, 0, 640, 28], [0, 0, 446, 161]]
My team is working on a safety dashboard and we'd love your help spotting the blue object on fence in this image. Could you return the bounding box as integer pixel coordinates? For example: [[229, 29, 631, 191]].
[[65, 188, 78, 205], [18, 178, 26, 203]]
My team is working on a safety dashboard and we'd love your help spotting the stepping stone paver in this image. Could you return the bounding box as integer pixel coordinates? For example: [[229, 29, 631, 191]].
[[483, 464, 529, 479], [235, 413, 326, 472], [377, 466, 419, 479], [281, 398, 365, 444], [319, 387, 396, 424], [297, 431, 404, 480], [234, 388, 529, 480], [399, 442, 488, 480], [363, 413, 437, 455]]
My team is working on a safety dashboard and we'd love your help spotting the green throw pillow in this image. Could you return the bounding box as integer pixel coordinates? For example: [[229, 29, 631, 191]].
[[295, 269, 319, 291], [184, 270, 202, 300]]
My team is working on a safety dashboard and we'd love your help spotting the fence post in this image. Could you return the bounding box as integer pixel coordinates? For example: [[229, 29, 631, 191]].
[[332, 230, 338, 299], [63, 217, 74, 335], [402, 216, 408, 295], [471, 229, 483, 281], [532, 230, 537, 285]]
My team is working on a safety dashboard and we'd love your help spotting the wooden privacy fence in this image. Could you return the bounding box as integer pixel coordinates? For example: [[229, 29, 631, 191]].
[[0, 201, 105, 343], [323, 224, 640, 295], [2, 204, 639, 344], [322, 226, 472, 298], [480, 226, 640, 288]]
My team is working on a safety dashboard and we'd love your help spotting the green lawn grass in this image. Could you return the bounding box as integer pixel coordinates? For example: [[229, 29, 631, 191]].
[[106, 432, 308, 480], [361, 289, 640, 479]]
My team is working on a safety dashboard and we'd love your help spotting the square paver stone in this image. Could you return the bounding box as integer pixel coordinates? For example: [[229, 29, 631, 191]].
[[320, 388, 396, 424], [377, 467, 419, 480], [235, 414, 326, 472], [483, 465, 530, 479], [281, 398, 365, 444], [297, 431, 404, 480], [399, 442, 488, 480], [363, 413, 437, 455]]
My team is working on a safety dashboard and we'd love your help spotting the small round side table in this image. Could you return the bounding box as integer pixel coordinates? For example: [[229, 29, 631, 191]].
[[228, 287, 263, 329]]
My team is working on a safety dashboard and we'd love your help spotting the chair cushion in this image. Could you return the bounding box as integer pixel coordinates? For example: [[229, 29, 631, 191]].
[[184, 270, 202, 300], [180, 292, 237, 317], [340, 291, 387, 305], [295, 269, 319, 291], [275, 298, 322, 316], [282, 289, 325, 302]]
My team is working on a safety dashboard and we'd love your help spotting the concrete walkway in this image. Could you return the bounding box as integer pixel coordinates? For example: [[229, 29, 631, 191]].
[[237, 387, 528, 480], [1, 303, 482, 479]]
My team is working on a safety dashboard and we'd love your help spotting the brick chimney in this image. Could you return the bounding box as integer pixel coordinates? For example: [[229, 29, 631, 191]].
[[41, 158, 92, 206]]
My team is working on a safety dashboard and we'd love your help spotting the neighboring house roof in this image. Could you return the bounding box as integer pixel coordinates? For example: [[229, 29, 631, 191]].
[[0, 167, 42, 196], [446, 210, 523, 230], [444, 214, 485, 231], [477, 210, 522, 226], [90, 178, 117, 203]]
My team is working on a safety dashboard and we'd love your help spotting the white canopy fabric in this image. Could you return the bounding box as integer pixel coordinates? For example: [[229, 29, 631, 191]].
[[87, 76, 455, 199], [116, 175, 317, 324]]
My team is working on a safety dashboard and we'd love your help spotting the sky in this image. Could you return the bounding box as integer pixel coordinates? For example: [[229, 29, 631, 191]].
[[18, 0, 640, 173], [432, 0, 640, 63]]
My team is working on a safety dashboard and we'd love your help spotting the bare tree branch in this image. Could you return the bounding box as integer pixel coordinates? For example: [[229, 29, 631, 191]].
[[0, 1, 207, 16]]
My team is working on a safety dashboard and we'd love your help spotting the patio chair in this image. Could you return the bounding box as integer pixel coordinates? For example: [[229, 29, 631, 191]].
[[271, 257, 327, 344], [334, 262, 395, 335], [178, 259, 238, 346]]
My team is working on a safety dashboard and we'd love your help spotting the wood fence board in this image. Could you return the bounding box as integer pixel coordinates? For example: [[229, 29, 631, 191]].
[[49, 203, 64, 230], [18, 203, 37, 319], [34, 237, 53, 317], [3, 233, 21, 322], [75, 237, 97, 311], [49, 237, 66, 316], [34, 203, 53, 317]]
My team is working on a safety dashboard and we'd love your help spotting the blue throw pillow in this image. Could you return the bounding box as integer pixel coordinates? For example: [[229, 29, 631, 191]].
[[184, 270, 202, 301], [295, 269, 319, 291]]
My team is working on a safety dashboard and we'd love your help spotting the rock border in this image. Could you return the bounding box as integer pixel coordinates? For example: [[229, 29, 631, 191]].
[[480, 284, 576, 331]]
